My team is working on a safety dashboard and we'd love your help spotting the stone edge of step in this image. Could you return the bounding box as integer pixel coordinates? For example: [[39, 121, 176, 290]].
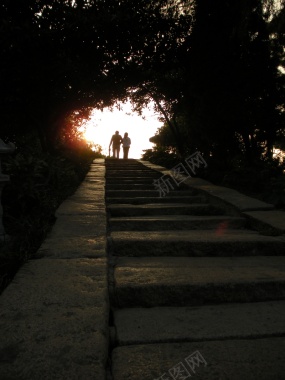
[[139, 160, 285, 235]]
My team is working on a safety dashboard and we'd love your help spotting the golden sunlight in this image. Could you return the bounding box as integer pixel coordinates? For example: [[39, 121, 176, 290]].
[[80, 101, 161, 158]]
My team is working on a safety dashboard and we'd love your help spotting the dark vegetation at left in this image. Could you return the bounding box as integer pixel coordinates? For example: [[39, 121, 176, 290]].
[[0, 141, 97, 293]]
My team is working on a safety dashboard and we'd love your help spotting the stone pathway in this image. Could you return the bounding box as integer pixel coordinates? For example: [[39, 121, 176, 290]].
[[0, 158, 284, 379], [0, 159, 109, 380], [106, 159, 285, 380]]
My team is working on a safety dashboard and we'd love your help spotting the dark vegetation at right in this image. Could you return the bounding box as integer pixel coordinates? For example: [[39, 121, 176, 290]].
[[141, 1, 285, 208]]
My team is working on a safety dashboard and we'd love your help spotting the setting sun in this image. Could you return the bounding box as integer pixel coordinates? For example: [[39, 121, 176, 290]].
[[80, 101, 162, 158]]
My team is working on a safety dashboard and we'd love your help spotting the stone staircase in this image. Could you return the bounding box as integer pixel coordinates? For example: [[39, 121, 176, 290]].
[[106, 159, 285, 380]]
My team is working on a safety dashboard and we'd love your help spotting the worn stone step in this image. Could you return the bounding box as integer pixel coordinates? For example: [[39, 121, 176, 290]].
[[106, 178, 160, 184], [106, 162, 146, 170], [106, 175, 160, 181], [106, 184, 154, 190], [107, 202, 218, 216], [106, 190, 160, 198], [105, 164, 160, 169], [105, 170, 153, 176], [111, 338, 285, 380], [106, 189, 195, 198], [109, 215, 245, 231], [106, 196, 207, 205], [113, 256, 285, 307], [105, 163, 148, 166], [105, 161, 147, 167], [113, 301, 285, 345], [106, 171, 160, 178], [106, 165, 151, 170], [106, 158, 138, 161], [110, 230, 285, 256]]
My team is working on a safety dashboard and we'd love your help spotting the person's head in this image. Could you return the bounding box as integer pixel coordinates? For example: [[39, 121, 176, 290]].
[[124, 132, 128, 137], [115, 131, 119, 135]]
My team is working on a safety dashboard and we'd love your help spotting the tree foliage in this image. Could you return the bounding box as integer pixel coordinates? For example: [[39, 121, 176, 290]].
[[1, 0, 284, 165], [139, 0, 285, 165], [0, 0, 192, 150]]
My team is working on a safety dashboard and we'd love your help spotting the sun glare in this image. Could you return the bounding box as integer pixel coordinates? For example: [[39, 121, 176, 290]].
[[81, 101, 161, 158]]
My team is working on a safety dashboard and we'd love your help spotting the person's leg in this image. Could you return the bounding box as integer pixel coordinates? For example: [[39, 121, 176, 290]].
[[116, 145, 120, 159], [113, 145, 118, 158], [124, 147, 129, 159]]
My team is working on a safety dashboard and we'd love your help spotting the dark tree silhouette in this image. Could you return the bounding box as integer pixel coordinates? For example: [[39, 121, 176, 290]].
[[1, 0, 284, 164]]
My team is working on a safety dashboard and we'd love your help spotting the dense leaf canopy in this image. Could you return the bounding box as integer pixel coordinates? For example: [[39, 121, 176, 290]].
[[137, 0, 285, 163], [1, 0, 284, 163]]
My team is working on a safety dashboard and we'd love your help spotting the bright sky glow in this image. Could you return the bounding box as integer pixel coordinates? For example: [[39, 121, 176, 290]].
[[81, 100, 162, 158]]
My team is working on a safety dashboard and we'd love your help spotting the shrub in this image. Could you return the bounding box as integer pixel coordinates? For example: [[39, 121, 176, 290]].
[[142, 148, 180, 168], [0, 145, 96, 293]]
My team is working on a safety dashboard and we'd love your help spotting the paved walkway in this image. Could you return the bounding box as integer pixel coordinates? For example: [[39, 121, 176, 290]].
[[0, 158, 284, 379], [0, 159, 109, 379]]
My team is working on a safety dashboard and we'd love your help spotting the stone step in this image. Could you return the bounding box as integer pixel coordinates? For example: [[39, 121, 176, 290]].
[[106, 170, 155, 175], [105, 165, 151, 170], [106, 190, 196, 198], [107, 202, 217, 216], [106, 158, 138, 161], [105, 164, 153, 167], [108, 160, 285, 380], [110, 230, 285, 256], [106, 184, 155, 190], [106, 171, 160, 178], [106, 176, 160, 181], [106, 182, 192, 191], [109, 215, 245, 231], [105, 161, 147, 167], [111, 338, 285, 380], [113, 301, 285, 345], [106, 196, 207, 205], [105, 162, 148, 165], [106, 178, 164, 185], [113, 256, 285, 307]]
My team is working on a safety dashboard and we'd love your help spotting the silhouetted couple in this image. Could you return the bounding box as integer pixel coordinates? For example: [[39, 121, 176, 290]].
[[109, 131, 131, 159]]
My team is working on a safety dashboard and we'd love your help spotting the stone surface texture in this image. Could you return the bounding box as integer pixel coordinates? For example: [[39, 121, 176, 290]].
[[108, 159, 285, 380], [0, 159, 109, 380], [1, 157, 284, 380], [112, 339, 285, 380]]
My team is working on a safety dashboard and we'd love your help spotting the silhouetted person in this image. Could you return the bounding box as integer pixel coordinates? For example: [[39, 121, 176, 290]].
[[122, 132, 131, 159], [109, 131, 122, 159]]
